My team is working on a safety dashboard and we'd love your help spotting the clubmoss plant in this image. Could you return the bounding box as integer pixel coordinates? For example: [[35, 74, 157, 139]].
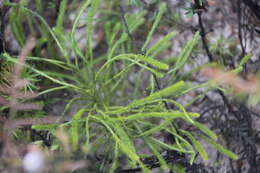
[[0, 1, 239, 172]]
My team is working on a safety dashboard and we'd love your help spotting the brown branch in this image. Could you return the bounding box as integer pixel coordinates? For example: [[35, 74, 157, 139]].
[[196, 9, 214, 62], [9, 36, 37, 118]]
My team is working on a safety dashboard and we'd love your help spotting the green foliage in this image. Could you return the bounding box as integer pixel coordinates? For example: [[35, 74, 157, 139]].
[[168, 31, 200, 75], [1, 1, 239, 172], [200, 135, 238, 160], [142, 2, 167, 52], [239, 53, 252, 67]]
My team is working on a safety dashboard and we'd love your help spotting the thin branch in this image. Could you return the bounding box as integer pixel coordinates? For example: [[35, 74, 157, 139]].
[[237, 0, 246, 60], [9, 36, 36, 118], [196, 11, 214, 62], [119, 5, 134, 42]]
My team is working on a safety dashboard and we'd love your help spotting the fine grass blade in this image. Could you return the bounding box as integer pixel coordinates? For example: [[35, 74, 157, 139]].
[[4, 2, 70, 62], [150, 137, 194, 154], [181, 130, 208, 161], [193, 121, 217, 140], [3, 53, 83, 91], [142, 2, 167, 52], [146, 31, 176, 57], [55, 0, 68, 33], [70, 0, 91, 63], [92, 116, 150, 173], [113, 111, 199, 122], [135, 118, 174, 137], [85, 0, 101, 59], [128, 81, 187, 108], [200, 135, 238, 160], [168, 31, 200, 75], [71, 109, 86, 151], [239, 53, 252, 67], [97, 53, 169, 79]]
